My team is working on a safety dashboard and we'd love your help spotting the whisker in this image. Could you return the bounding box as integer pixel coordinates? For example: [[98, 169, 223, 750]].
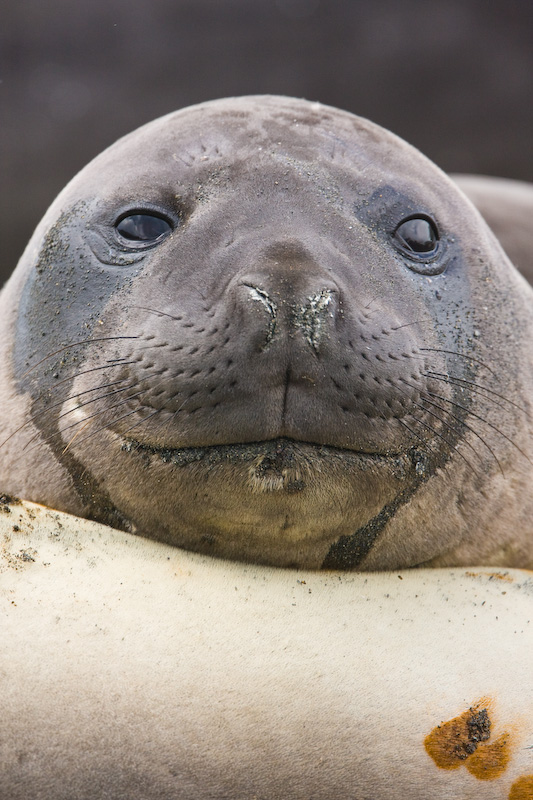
[[46, 368, 172, 452], [150, 396, 190, 442], [49, 360, 137, 390], [404, 412, 480, 478], [425, 389, 532, 466], [395, 417, 436, 454], [413, 397, 486, 466], [55, 382, 142, 425], [394, 380, 485, 467], [397, 377, 501, 472], [417, 348, 495, 377], [363, 295, 380, 312], [120, 392, 193, 456], [424, 371, 531, 418], [119, 409, 161, 437], [390, 318, 432, 331], [59, 407, 151, 453], [20, 336, 139, 380], [416, 371, 508, 415], [49, 378, 128, 409], [128, 306, 183, 322], [419, 393, 504, 476], [23, 380, 156, 453], [391, 380, 480, 476], [0, 378, 131, 450], [61, 419, 93, 456], [24, 397, 133, 455]]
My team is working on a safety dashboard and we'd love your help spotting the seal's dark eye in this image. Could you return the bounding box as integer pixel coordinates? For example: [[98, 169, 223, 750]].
[[394, 217, 439, 257], [115, 213, 172, 243]]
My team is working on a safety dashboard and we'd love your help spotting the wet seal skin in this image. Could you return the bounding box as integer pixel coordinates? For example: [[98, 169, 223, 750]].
[[1, 95, 533, 570]]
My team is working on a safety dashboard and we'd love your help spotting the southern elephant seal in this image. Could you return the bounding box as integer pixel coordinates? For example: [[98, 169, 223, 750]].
[[2, 97, 533, 800], [1, 96, 533, 571]]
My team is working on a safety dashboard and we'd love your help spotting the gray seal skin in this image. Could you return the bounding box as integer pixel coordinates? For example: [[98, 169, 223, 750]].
[[453, 174, 533, 285], [1, 95, 533, 571]]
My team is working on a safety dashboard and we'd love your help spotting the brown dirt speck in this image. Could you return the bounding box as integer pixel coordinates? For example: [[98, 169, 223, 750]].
[[0, 493, 21, 509], [465, 571, 514, 583]]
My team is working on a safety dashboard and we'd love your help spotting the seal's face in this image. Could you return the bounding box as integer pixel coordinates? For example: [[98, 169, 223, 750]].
[[10, 97, 533, 569]]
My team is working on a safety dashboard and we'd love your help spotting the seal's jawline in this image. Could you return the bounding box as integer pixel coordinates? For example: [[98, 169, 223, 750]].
[[120, 435, 404, 465]]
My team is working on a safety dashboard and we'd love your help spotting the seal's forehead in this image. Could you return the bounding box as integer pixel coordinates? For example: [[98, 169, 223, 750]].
[[120, 95, 381, 155], [75, 95, 424, 187], [55, 95, 463, 221]]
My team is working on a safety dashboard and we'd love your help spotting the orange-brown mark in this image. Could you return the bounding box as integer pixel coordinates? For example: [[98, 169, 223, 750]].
[[465, 732, 512, 780], [424, 702, 492, 770], [465, 571, 514, 583], [509, 775, 533, 799]]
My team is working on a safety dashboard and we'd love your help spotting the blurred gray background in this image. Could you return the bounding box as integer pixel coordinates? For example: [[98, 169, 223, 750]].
[[1, 0, 532, 283]]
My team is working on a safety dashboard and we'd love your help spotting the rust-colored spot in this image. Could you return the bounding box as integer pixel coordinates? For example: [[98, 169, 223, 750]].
[[465, 570, 514, 583], [465, 732, 512, 780], [425, 700, 516, 782], [424, 703, 491, 770], [509, 775, 533, 799]]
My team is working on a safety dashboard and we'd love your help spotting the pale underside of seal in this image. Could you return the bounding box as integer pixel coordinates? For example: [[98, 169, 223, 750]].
[[2, 500, 533, 800], [1, 96, 533, 571]]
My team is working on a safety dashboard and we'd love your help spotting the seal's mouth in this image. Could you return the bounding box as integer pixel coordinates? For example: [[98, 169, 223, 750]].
[[120, 435, 415, 495], [120, 435, 406, 467]]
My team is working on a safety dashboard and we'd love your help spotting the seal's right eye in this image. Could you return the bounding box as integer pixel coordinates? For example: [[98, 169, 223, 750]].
[[115, 213, 172, 244]]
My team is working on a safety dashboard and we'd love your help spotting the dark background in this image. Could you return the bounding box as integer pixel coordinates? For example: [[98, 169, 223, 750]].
[[2, 0, 532, 283]]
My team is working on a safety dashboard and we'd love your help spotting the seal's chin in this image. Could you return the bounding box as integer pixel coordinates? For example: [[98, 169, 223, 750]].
[[108, 433, 421, 568]]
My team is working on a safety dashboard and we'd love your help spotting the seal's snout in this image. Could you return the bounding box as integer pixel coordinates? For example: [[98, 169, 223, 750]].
[[232, 237, 340, 354]]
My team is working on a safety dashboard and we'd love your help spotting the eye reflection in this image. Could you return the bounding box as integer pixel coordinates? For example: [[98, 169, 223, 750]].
[[395, 217, 439, 256], [115, 214, 172, 243]]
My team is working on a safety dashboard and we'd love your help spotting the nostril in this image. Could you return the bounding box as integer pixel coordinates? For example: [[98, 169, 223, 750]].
[[243, 285, 277, 320], [237, 283, 278, 350], [232, 276, 339, 355], [292, 288, 336, 354]]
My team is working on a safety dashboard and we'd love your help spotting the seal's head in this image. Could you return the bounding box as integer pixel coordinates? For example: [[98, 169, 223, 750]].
[[2, 96, 533, 569]]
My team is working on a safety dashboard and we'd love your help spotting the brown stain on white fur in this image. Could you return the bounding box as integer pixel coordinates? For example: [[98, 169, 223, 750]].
[[424, 699, 514, 781], [509, 775, 533, 799]]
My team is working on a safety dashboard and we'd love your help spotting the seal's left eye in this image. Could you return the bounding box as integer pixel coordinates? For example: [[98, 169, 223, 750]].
[[394, 217, 439, 256], [115, 213, 172, 243]]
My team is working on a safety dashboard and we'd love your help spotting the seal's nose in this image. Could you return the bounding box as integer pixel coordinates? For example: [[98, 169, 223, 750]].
[[231, 238, 340, 354]]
